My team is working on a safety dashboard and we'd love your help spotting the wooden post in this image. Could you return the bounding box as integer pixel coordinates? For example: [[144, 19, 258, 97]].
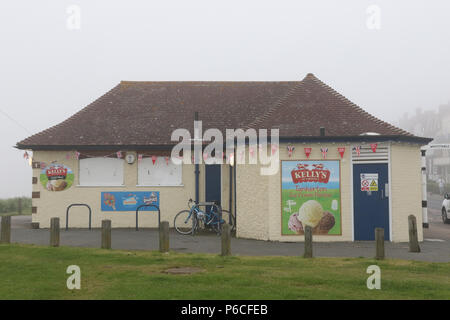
[[375, 228, 385, 260], [18, 198, 22, 215], [221, 223, 231, 256], [50, 217, 60, 247], [0, 216, 11, 244], [303, 225, 313, 258], [159, 221, 170, 253], [408, 215, 421, 252], [101, 220, 111, 249]]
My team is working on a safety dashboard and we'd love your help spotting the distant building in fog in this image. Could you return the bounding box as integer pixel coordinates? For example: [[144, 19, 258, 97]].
[[398, 102, 450, 182]]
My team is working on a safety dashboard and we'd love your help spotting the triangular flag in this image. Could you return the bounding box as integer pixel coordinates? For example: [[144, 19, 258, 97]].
[[152, 155, 157, 165], [320, 148, 328, 159], [304, 148, 312, 159], [287, 145, 295, 157], [165, 156, 169, 165], [370, 143, 378, 153], [338, 147, 345, 159], [249, 147, 255, 158], [353, 146, 361, 157], [271, 144, 278, 155]]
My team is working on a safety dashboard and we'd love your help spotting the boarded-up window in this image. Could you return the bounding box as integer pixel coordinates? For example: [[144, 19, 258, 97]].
[[138, 157, 182, 186], [79, 158, 124, 186]]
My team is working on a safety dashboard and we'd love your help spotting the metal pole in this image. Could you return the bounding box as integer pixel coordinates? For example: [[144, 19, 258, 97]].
[[194, 111, 200, 204], [421, 148, 429, 228]]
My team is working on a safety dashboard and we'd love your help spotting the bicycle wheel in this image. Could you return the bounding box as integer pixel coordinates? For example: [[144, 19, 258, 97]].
[[221, 210, 235, 231], [174, 210, 196, 235]]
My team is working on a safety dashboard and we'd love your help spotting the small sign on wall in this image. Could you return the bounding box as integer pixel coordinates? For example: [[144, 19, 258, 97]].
[[360, 173, 378, 192], [101, 191, 160, 211]]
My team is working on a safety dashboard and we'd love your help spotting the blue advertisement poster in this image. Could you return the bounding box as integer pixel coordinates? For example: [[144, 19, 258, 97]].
[[101, 191, 159, 211]]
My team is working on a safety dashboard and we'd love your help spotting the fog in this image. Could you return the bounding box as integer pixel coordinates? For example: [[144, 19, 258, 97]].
[[1, 0, 449, 198]]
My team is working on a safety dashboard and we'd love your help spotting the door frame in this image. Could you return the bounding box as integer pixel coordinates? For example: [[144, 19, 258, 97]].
[[350, 142, 392, 241]]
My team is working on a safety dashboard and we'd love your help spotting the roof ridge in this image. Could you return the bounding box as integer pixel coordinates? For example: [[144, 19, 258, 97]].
[[119, 80, 301, 87], [244, 80, 306, 130]]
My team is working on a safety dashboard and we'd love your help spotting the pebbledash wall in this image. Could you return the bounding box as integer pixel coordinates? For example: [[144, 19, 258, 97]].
[[31, 142, 423, 243], [31, 151, 231, 229], [235, 142, 423, 242]]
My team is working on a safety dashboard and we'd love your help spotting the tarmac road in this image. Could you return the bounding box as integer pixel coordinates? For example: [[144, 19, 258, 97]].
[[425, 192, 450, 241], [5, 213, 450, 263]]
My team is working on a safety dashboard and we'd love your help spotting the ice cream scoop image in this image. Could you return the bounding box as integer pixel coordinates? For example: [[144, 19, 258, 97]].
[[297, 200, 324, 228], [316, 211, 335, 234], [288, 213, 303, 233]]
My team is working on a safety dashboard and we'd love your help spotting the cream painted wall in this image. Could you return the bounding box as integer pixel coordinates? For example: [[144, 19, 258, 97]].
[[390, 143, 424, 242], [236, 143, 352, 242], [32, 143, 423, 243], [235, 142, 424, 242], [33, 151, 201, 228]]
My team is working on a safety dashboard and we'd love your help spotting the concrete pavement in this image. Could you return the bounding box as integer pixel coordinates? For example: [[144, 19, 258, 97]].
[[5, 215, 450, 262]]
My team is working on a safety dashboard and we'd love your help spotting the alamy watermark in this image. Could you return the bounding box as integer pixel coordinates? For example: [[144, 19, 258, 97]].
[[366, 265, 381, 290], [66, 5, 81, 30], [170, 121, 280, 175], [66, 265, 81, 290], [366, 5, 381, 30]]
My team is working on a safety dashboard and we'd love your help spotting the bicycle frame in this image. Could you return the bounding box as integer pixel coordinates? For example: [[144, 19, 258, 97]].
[[187, 200, 223, 234]]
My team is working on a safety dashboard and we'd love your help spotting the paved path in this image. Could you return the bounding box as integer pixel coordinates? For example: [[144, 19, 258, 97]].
[[7, 215, 450, 263]]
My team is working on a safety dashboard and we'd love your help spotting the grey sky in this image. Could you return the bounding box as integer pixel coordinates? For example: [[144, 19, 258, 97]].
[[1, 0, 449, 198]]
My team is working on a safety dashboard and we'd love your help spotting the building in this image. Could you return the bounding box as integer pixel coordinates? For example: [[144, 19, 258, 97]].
[[398, 103, 450, 182], [17, 73, 432, 242]]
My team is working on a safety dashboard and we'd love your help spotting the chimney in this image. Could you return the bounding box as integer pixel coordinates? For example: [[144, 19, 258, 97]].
[[320, 127, 325, 137]]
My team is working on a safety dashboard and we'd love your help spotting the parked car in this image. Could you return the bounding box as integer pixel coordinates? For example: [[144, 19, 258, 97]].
[[441, 194, 450, 224]]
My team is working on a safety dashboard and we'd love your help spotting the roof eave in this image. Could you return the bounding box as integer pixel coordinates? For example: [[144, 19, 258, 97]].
[[16, 135, 433, 151]]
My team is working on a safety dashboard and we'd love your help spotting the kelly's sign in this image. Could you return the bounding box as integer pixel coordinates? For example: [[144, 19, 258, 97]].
[[290, 164, 330, 184]]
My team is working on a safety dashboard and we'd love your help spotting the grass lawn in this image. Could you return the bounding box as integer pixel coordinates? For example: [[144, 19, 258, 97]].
[[0, 244, 449, 299]]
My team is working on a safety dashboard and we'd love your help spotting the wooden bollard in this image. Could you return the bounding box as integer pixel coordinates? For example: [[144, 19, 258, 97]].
[[159, 221, 170, 253], [221, 223, 231, 256], [408, 215, 421, 253], [0, 216, 11, 244], [101, 220, 111, 249], [375, 228, 385, 260], [303, 225, 313, 258], [50, 217, 60, 247]]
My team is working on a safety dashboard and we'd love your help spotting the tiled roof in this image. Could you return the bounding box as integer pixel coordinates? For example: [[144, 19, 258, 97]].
[[17, 73, 430, 149]]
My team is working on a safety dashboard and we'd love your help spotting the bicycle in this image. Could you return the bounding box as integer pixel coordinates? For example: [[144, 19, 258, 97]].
[[174, 199, 234, 235]]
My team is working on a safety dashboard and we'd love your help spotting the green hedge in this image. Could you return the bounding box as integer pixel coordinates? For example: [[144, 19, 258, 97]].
[[0, 197, 31, 214]]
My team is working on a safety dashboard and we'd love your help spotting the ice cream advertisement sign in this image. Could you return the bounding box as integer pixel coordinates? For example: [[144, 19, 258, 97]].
[[40, 164, 74, 191], [101, 191, 160, 211], [282, 160, 341, 235]]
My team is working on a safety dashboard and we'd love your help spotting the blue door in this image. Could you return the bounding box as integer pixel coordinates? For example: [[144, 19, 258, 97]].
[[353, 163, 390, 240], [205, 164, 221, 205]]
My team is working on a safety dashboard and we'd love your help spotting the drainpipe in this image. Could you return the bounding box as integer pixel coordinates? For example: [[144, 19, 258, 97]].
[[229, 161, 232, 212], [233, 148, 237, 228], [194, 112, 200, 204]]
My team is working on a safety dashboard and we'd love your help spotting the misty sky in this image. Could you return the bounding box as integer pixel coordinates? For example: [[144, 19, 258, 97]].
[[1, 0, 450, 198]]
